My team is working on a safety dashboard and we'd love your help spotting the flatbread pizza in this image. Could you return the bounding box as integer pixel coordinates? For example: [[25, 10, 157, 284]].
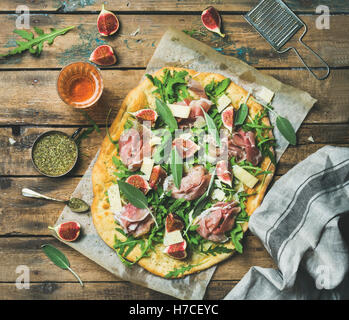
[[91, 67, 275, 278]]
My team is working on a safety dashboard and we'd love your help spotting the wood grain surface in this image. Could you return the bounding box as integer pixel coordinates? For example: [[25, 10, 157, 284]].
[[0, 0, 348, 300]]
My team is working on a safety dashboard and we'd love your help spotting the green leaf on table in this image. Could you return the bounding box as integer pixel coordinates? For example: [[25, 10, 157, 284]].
[[234, 103, 249, 126], [171, 147, 183, 189], [41, 244, 83, 286], [1, 26, 75, 57], [155, 98, 178, 130], [276, 116, 296, 145]]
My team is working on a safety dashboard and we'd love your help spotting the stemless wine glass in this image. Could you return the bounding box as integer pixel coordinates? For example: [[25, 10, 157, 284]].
[[57, 61, 104, 109]]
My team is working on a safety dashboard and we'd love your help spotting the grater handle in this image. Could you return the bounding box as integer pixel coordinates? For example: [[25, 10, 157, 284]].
[[287, 26, 330, 80]]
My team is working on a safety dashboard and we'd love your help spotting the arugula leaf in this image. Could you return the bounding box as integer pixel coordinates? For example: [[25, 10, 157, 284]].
[[82, 111, 101, 133], [165, 263, 201, 279], [155, 98, 178, 130], [146, 69, 189, 104], [204, 78, 231, 103], [1, 26, 75, 57], [201, 244, 233, 256]]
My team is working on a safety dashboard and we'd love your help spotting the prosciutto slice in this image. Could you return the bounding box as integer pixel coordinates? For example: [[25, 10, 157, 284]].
[[114, 203, 154, 237], [230, 129, 262, 166], [188, 79, 208, 99], [119, 126, 151, 171], [166, 165, 211, 201], [174, 97, 213, 128], [196, 201, 241, 243]]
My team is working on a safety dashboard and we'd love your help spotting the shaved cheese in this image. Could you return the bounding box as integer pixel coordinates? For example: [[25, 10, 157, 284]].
[[141, 157, 154, 180], [212, 188, 225, 201], [217, 94, 231, 113], [233, 165, 259, 189], [257, 87, 275, 104], [168, 104, 191, 118], [193, 116, 206, 128], [163, 230, 184, 247], [150, 135, 162, 146], [108, 184, 122, 212]]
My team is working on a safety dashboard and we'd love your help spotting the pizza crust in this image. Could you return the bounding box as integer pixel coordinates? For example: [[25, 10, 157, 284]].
[[91, 67, 275, 278]]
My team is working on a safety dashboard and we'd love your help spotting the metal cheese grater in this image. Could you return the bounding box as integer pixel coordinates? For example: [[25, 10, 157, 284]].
[[244, 0, 330, 80]]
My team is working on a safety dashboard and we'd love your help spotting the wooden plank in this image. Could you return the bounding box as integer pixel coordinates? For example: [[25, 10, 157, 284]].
[[0, 236, 275, 282], [1, 140, 349, 235], [0, 280, 237, 300], [0, 14, 348, 69], [0, 69, 348, 126], [1, 126, 348, 177], [0, 0, 347, 13]]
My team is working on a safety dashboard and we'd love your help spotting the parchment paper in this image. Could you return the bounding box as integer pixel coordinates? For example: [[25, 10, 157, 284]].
[[55, 28, 316, 300]]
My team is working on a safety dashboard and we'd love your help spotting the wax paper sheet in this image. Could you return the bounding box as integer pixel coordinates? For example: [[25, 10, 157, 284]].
[[55, 28, 316, 300]]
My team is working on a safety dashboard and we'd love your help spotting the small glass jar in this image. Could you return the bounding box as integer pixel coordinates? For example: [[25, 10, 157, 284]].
[[57, 61, 104, 109]]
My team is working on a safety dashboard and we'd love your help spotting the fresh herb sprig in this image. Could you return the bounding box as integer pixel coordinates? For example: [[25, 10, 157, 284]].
[[201, 244, 233, 256], [204, 78, 231, 104], [1, 26, 75, 57], [155, 98, 178, 130], [41, 244, 83, 286], [165, 263, 201, 279], [146, 69, 189, 104]]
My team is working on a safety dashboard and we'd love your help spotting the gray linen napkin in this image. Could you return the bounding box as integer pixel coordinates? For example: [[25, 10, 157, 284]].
[[224, 145, 349, 300]]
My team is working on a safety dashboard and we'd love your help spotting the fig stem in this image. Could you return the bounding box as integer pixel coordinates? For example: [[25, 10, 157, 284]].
[[67, 266, 84, 287]]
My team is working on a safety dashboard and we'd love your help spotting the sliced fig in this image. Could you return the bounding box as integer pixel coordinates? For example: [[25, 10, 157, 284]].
[[166, 213, 184, 232], [163, 241, 187, 260], [89, 44, 117, 66], [125, 174, 151, 194], [201, 6, 225, 38], [149, 165, 167, 189], [97, 4, 119, 36], [222, 106, 234, 132], [216, 160, 232, 187], [172, 138, 199, 159], [133, 109, 158, 123], [48, 221, 81, 242]]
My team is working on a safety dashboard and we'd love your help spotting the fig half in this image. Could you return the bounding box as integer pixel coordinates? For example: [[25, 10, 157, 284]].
[[48, 221, 81, 242], [201, 6, 225, 38], [89, 44, 117, 66], [97, 4, 119, 36], [216, 160, 232, 187], [222, 106, 234, 132], [125, 174, 151, 194]]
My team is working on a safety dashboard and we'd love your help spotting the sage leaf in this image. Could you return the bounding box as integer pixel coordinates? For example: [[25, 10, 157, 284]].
[[234, 103, 249, 126], [155, 98, 178, 130], [41, 244, 83, 286], [171, 147, 183, 189], [117, 181, 148, 209], [117, 181, 158, 228], [276, 116, 296, 145], [201, 107, 221, 147]]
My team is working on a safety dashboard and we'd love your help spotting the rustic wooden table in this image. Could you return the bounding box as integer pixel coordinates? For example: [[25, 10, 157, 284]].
[[0, 0, 348, 300]]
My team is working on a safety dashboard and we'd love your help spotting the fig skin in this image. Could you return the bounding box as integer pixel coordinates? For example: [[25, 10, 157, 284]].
[[133, 109, 158, 122], [201, 6, 225, 38], [48, 221, 81, 242], [97, 4, 120, 36], [89, 45, 117, 66], [216, 160, 232, 187], [222, 106, 234, 132], [125, 174, 151, 194]]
